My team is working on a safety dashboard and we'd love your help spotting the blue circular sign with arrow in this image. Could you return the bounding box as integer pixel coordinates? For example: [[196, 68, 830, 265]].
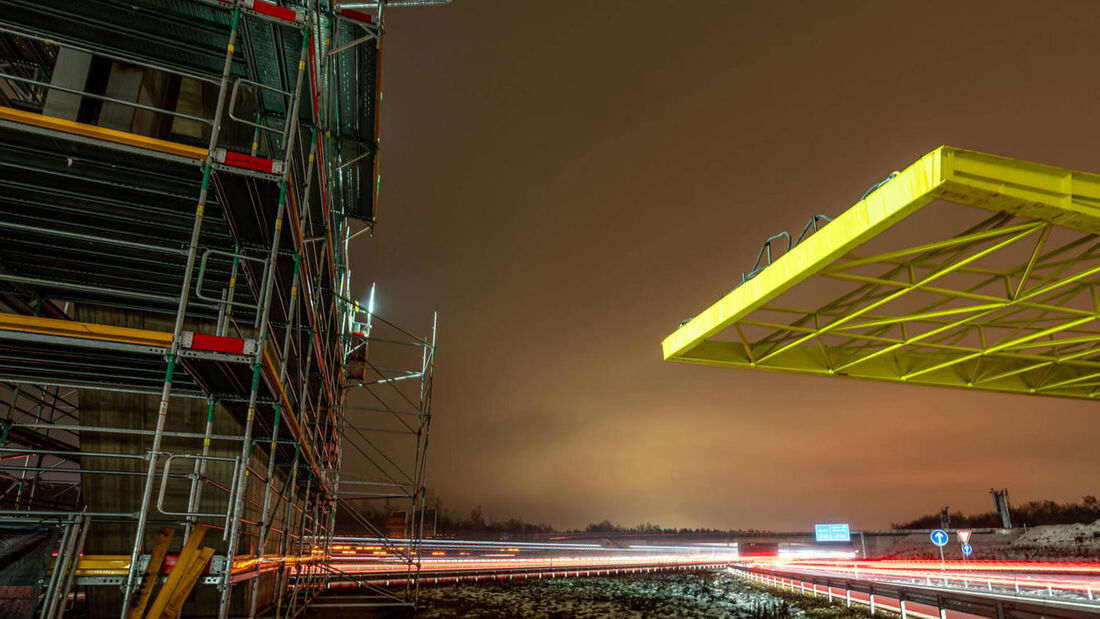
[[961, 543, 973, 556], [930, 529, 949, 547]]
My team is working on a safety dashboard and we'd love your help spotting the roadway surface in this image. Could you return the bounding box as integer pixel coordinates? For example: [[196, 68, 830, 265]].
[[319, 537, 1100, 617], [324, 536, 739, 585], [742, 558, 1100, 619], [752, 558, 1100, 601]]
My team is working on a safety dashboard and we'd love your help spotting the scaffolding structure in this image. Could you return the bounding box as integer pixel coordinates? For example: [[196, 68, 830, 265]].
[[0, 0, 439, 615]]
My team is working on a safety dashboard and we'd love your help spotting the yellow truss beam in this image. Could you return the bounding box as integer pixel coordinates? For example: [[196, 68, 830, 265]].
[[662, 146, 1100, 400]]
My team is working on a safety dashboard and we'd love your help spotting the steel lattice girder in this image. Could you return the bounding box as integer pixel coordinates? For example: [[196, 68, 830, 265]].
[[662, 146, 1100, 400]]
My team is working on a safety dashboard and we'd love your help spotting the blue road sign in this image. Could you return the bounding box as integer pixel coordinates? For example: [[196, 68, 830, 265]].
[[814, 523, 851, 542], [961, 543, 973, 556], [930, 529, 949, 547]]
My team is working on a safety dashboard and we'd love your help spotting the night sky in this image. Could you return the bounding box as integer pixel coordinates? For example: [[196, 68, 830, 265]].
[[351, 0, 1100, 531]]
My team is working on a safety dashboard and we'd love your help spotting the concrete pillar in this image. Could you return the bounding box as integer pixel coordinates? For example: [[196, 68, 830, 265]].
[[42, 48, 93, 120], [98, 63, 144, 131], [132, 69, 178, 138]]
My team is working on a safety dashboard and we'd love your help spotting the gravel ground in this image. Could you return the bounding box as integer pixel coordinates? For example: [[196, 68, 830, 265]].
[[344, 571, 873, 618]]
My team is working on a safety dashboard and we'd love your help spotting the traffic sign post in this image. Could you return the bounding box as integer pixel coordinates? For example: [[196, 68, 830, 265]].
[[814, 523, 851, 542], [957, 530, 973, 569], [930, 529, 949, 546], [931, 529, 948, 567]]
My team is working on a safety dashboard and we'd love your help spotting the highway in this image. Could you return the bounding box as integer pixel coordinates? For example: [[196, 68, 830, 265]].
[[315, 537, 1100, 618], [740, 558, 1100, 618], [748, 558, 1100, 600], [323, 536, 739, 586]]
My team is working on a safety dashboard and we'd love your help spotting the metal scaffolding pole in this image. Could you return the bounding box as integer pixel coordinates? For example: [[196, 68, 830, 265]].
[[221, 24, 311, 618], [120, 8, 242, 613]]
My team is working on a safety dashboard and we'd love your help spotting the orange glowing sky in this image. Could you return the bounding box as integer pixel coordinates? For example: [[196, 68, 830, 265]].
[[351, 0, 1100, 531]]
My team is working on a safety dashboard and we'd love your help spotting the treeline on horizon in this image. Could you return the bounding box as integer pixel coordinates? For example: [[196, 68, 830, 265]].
[[892, 496, 1100, 529], [574, 519, 746, 535], [435, 510, 756, 536], [335, 500, 559, 536], [439, 505, 555, 535], [340, 495, 1100, 537], [339, 499, 763, 537]]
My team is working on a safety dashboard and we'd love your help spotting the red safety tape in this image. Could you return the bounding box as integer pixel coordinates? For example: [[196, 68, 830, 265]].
[[339, 8, 373, 24], [221, 150, 276, 173], [189, 333, 247, 355], [251, 0, 299, 22]]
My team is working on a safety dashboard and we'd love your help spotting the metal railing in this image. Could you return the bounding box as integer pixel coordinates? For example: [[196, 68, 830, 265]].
[[735, 564, 1100, 619]]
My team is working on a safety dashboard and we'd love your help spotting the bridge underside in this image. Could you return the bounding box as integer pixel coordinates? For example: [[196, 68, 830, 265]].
[[663, 147, 1100, 400]]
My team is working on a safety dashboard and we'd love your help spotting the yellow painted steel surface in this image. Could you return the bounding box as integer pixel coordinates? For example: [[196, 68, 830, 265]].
[[662, 146, 1100, 400], [0, 106, 208, 160], [0, 313, 172, 348], [69, 553, 315, 577], [73, 555, 132, 576]]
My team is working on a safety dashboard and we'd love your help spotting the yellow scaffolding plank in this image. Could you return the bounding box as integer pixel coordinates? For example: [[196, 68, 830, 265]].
[[67, 553, 302, 578], [0, 106, 208, 161], [0, 313, 172, 348], [73, 555, 132, 576], [127, 528, 175, 619], [146, 527, 207, 619], [158, 546, 214, 618], [662, 147, 1100, 400]]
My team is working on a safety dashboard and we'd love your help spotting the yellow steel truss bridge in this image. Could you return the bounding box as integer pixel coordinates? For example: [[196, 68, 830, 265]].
[[663, 146, 1100, 400]]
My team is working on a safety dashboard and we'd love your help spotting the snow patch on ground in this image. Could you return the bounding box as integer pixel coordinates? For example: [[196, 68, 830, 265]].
[[411, 571, 796, 618], [314, 571, 874, 618], [1014, 519, 1100, 550]]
